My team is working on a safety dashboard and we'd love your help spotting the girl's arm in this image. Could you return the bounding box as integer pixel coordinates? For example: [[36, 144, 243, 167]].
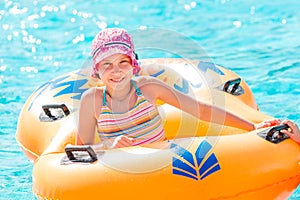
[[77, 88, 99, 145], [142, 77, 259, 131]]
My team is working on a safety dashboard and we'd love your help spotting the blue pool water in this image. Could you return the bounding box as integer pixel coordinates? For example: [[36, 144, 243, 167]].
[[1, 0, 299, 199]]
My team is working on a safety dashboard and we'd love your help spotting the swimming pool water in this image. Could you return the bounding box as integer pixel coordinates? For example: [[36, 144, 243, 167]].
[[1, 0, 299, 199]]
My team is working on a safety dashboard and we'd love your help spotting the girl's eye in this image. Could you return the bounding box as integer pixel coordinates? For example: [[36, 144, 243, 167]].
[[102, 62, 113, 68], [120, 59, 130, 65], [98, 62, 112, 72], [103, 62, 111, 67]]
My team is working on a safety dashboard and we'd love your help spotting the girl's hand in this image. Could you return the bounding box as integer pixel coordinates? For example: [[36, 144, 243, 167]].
[[280, 119, 300, 144], [112, 135, 136, 148], [254, 119, 282, 130]]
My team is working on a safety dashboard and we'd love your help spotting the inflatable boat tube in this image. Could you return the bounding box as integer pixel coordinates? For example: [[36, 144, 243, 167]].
[[33, 132, 300, 200], [16, 58, 300, 199], [16, 58, 269, 160]]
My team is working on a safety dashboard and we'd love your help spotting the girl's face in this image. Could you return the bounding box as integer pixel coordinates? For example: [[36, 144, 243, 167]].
[[97, 53, 133, 89]]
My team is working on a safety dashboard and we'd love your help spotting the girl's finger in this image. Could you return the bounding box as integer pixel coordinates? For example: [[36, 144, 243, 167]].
[[282, 119, 294, 127], [280, 129, 290, 135], [115, 136, 135, 147], [122, 136, 135, 144], [269, 119, 281, 126]]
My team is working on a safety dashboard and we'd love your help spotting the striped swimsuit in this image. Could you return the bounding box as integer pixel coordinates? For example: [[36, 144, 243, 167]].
[[97, 81, 165, 146]]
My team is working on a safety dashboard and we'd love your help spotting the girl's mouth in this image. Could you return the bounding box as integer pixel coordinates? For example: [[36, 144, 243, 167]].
[[110, 77, 125, 83]]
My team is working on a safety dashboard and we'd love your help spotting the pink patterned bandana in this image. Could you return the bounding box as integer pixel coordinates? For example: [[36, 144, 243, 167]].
[[91, 28, 140, 78]]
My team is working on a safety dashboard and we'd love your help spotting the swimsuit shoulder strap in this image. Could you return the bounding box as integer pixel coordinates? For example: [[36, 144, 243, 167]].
[[102, 81, 141, 107], [102, 87, 107, 106], [131, 80, 142, 96]]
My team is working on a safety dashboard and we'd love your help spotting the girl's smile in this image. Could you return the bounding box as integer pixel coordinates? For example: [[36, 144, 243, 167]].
[[110, 76, 126, 83]]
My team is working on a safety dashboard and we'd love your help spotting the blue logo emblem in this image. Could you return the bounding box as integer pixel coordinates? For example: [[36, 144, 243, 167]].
[[197, 62, 225, 75], [28, 74, 88, 111], [171, 140, 221, 180]]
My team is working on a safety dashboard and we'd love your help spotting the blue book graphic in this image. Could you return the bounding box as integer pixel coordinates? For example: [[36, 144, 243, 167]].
[[171, 140, 221, 180]]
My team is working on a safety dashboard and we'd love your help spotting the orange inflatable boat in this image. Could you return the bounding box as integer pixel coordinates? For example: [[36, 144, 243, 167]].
[[16, 58, 300, 200]]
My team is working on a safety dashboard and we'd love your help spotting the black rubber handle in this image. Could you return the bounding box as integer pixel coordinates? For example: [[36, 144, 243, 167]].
[[223, 78, 241, 94], [267, 124, 289, 137], [265, 124, 290, 143], [42, 104, 70, 120], [65, 145, 97, 163]]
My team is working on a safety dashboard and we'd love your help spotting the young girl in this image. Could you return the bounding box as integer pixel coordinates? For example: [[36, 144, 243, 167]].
[[77, 28, 283, 149]]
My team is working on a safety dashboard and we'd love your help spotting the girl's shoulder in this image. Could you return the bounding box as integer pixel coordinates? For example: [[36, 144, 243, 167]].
[[134, 76, 161, 87], [80, 86, 104, 116], [133, 77, 165, 102], [81, 86, 104, 104]]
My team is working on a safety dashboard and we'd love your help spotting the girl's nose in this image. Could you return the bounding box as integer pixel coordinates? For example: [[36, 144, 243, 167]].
[[112, 63, 121, 73]]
